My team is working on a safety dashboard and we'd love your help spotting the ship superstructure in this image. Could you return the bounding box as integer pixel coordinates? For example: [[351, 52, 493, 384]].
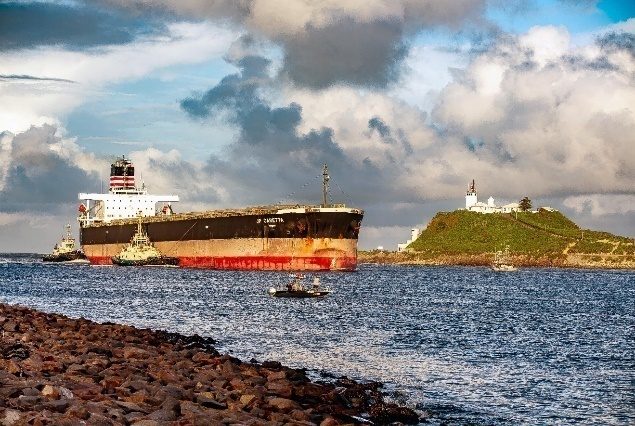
[[78, 156, 178, 226], [78, 157, 363, 270]]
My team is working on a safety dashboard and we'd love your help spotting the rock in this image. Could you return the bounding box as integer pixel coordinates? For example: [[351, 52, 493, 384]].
[[290, 409, 311, 421], [2, 322, 18, 332], [66, 405, 90, 420], [147, 408, 178, 422], [266, 379, 293, 398], [261, 360, 282, 369], [131, 421, 159, 426], [319, 417, 339, 426], [16, 395, 40, 409], [0, 342, 28, 359], [41, 385, 60, 399], [160, 396, 181, 414], [212, 379, 228, 390], [239, 394, 257, 407], [43, 399, 70, 413], [267, 397, 299, 412], [114, 401, 149, 414], [59, 387, 73, 399], [20, 387, 40, 397], [195, 393, 227, 410], [123, 347, 149, 359], [124, 412, 146, 423], [0, 409, 22, 426], [369, 402, 419, 424], [267, 370, 286, 381], [151, 368, 180, 384], [4, 361, 20, 375], [85, 347, 113, 358], [88, 413, 114, 426]]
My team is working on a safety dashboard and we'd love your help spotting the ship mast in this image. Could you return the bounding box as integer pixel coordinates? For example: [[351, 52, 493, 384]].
[[322, 164, 330, 207]]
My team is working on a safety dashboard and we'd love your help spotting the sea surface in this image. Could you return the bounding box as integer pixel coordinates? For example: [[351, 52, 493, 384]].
[[1, 254, 633, 425]]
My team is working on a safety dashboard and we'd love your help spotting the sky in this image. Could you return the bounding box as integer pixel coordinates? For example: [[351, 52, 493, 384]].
[[0, 0, 634, 252]]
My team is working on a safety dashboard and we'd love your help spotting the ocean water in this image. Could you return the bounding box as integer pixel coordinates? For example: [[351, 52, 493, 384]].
[[0, 253, 633, 425]]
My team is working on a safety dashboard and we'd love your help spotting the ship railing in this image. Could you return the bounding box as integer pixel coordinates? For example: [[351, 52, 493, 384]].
[[82, 204, 363, 227]]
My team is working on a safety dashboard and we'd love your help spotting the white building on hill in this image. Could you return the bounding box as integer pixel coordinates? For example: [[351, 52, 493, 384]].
[[397, 228, 422, 252], [464, 179, 520, 214]]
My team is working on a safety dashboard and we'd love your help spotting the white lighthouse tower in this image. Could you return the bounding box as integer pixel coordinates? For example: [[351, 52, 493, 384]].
[[465, 179, 478, 209]]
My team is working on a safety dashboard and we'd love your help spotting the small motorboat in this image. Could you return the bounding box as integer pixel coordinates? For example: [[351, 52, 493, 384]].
[[269, 275, 331, 298], [43, 224, 88, 263]]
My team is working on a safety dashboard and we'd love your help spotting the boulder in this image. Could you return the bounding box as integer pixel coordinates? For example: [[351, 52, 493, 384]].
[[266, 379, 293, 398], [267, 397, 299, 412], [195, 393, 227, 410], [0, 409, 23, 426], [41, 385, 60, 399]]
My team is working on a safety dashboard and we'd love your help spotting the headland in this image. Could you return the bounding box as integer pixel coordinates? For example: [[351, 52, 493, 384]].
[[363, 209, 635, 269]]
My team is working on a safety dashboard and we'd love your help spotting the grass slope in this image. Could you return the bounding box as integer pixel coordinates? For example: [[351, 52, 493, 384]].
[[408, 209, 633, 257]]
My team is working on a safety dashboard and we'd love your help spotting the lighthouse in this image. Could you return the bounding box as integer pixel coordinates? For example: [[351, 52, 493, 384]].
[[465, 179, 478, 209]]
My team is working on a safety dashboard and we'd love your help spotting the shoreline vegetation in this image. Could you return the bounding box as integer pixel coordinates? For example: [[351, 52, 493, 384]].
[[360, 209, 635, 270], [0, 303, 419, 425]]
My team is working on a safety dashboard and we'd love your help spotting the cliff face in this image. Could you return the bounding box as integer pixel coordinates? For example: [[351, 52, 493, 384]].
[[360, 210, 635, 269]]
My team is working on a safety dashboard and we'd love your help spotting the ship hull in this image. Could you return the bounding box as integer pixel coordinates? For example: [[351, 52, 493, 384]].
[[80, 211, 362, 271]]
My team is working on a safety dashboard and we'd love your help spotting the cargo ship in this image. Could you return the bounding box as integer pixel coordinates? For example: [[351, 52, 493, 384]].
[[78, 157, 363, 270]]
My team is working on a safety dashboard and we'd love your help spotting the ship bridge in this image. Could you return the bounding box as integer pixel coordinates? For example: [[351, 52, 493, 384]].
[[78, 156, 178, 226]]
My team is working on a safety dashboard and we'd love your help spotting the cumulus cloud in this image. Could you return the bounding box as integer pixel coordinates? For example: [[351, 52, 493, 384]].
[[179, 49, 401, 206], [0, 125, 101, 212], [97, 0, 487, 88], [563, 194, 635, 216], [431, 26, 635, 197], [0, 1, 165, 51], [0, 21, 236, 133]]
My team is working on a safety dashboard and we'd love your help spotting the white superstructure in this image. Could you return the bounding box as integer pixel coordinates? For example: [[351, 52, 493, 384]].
[[78, 156, 178, 226]]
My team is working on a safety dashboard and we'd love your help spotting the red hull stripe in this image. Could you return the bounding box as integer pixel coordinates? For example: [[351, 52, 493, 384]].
[[87, 255, 357, 271]]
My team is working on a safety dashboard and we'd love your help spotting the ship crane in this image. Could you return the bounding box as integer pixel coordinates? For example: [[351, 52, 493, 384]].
[[322, 163, 330, 208]]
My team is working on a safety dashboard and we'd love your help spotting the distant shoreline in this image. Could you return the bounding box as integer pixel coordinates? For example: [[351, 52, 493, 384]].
[[358, 251, 635, 270]]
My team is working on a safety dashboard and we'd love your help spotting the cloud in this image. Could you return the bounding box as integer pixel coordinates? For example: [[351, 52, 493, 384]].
[[0, 1, 165, 51], [0, 125, 101, 213], [430, 26, 635, 197], [179, 45, 438, 208], [0, 21, 236, 133], [97, 0, 488, 88], [0, 74, 76, 83], [563, 194, 635, 216], [279, 18, 407, 88], [596, 31, 635, 56]]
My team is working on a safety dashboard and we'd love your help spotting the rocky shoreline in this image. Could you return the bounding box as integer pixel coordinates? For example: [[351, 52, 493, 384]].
[[0, 303, 419, 425], [358, 251, 635, 270]]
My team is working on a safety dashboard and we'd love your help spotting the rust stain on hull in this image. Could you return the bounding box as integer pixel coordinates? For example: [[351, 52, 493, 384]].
[[83, 238, 358, 271]]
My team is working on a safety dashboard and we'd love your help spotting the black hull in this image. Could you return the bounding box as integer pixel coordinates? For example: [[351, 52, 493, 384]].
[[111, 256, 179, 267], [42, 251, 87, 262], [270, 290, 331, 298], [81, 211, 363, 245]]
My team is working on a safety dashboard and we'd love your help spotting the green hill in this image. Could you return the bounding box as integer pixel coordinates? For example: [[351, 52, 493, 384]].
[[360, 209, 635, 269]]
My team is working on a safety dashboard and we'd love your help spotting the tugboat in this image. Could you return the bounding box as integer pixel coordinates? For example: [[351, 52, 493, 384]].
[[268, 274, 331, 298], [491, 245, 517, 272], [43, 224, 88, 262], [111, 215, 179, 267]]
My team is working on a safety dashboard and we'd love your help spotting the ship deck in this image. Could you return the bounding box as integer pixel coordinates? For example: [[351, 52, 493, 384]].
[[83, 204, 364, 228]]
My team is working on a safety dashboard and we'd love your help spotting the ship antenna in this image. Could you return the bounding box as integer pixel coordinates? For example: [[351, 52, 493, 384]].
[[322, 163, 330, 207]]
